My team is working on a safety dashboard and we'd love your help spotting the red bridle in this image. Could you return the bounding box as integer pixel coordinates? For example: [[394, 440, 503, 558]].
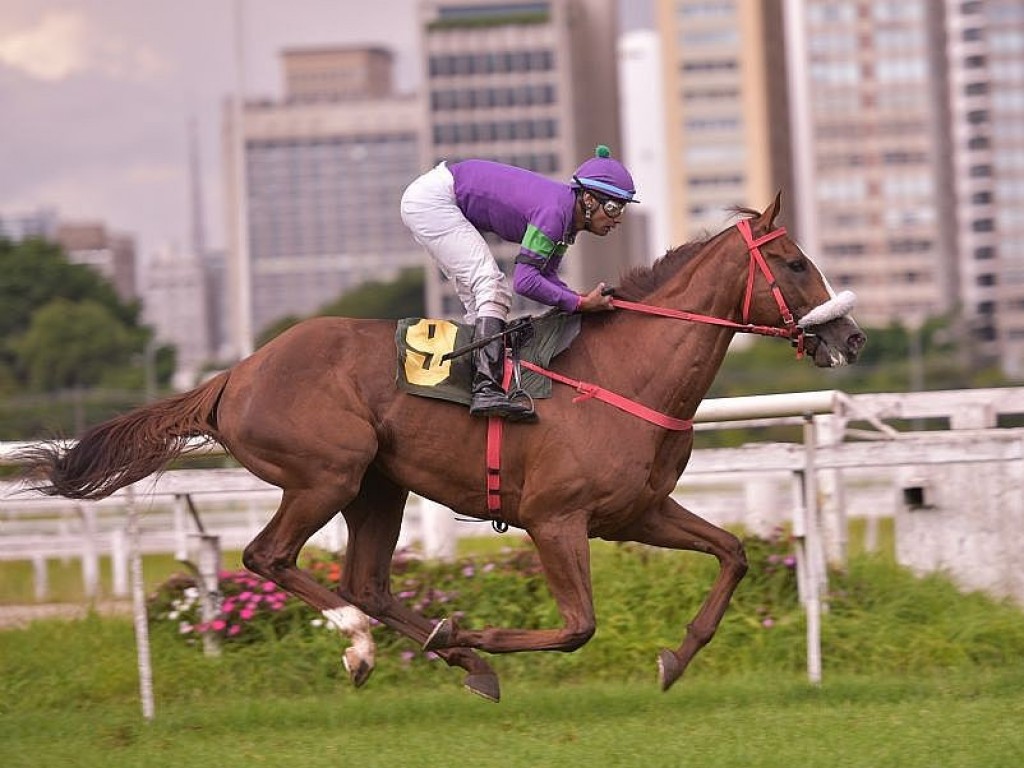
[[609, 220, 806, 358], [484, 221, 807, 518]]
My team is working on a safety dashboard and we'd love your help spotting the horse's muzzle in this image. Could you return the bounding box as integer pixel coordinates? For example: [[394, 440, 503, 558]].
[[803, 316, 866, 368]]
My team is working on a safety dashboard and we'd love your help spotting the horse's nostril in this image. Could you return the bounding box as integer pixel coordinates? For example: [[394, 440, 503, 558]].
[[849, 332, 867, 352]]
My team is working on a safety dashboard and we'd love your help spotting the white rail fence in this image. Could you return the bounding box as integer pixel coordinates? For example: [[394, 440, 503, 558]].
[[3, 387, 1024, 686]]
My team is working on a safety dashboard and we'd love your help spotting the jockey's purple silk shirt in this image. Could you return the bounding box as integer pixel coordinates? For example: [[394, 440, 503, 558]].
[[449, 160, 582, 312]]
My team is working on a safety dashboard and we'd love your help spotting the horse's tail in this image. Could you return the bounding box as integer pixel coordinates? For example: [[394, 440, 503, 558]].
[[18, 371, 232, 500]]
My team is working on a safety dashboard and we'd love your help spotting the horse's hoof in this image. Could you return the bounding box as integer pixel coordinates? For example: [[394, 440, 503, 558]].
[[657, 648, 683, 692], [464, 673, 501, 703], [423, 617, 456, 652], [343, 648, 374, 688]]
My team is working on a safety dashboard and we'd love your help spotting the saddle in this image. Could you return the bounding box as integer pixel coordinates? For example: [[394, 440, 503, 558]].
[[395, 311, 580, 406]]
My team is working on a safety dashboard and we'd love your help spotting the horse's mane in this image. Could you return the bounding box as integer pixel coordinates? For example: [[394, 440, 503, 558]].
[[614, 207, 759, 301]]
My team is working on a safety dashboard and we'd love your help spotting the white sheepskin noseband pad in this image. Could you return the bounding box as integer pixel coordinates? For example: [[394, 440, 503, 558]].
[[798, 290, 857, 328]]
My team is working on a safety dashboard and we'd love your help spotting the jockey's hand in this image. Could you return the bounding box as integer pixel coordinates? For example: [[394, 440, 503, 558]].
[[578, 283, 615, 312]]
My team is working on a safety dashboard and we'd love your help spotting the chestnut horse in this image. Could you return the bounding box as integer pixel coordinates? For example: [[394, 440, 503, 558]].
[[21, 196, 864, 702]]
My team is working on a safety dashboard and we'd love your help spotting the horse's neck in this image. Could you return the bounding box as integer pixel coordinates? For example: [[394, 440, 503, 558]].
[[590, 246, 748, 420]]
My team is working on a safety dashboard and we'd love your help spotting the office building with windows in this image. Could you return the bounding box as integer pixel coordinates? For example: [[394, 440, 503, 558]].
[[223, 46, 423, 354], [656, 0, 792, 246], [947, 0, 1024, 372]]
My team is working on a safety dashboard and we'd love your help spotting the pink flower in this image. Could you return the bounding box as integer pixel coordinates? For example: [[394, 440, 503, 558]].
[[762, 617, 775, 629], [228, 624, 242, 636], [211, 619, 227, 632], [262, 581, 277, 592], [240, 608, 256, 621]]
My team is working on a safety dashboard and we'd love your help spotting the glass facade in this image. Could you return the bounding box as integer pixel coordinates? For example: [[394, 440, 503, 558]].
[[244, 130, 420, 335]]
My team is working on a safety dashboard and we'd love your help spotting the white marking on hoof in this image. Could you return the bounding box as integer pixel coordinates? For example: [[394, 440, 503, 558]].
[[323, 606, 376, 672]]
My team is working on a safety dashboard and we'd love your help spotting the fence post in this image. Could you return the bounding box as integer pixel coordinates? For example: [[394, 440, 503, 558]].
[[418, 497, 456, 561], [795, 414, 824, 685], [111, 528, 129, 598], [78, 503, 100, 600], [815, 413, 848, 567], [191, 532, 223, 658], [126, 486, 156, 720], [32, 554, 48, 601]]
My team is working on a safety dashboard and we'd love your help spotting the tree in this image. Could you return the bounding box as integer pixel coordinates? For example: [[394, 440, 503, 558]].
[[0, 237, 154, 391], [12, 298, 138, 391], [256, 267, 426, 347], [0, 237, 139, 338], [320, 267, 426, 320]]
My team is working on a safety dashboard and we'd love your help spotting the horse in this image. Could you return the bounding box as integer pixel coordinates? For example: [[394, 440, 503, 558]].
[[19, 195, 865, 702]]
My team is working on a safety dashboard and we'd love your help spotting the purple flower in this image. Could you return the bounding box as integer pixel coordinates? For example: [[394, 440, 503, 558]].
[[783, 555, 796, 568], [762, 617, 775, 629]]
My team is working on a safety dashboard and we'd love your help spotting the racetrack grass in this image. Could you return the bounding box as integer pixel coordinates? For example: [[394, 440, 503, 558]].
[[2, 640, 1022, 768], [3, 540, 1024, 767]]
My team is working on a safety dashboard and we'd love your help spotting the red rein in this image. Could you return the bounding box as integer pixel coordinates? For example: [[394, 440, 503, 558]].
[[485, 221, 805, 516]]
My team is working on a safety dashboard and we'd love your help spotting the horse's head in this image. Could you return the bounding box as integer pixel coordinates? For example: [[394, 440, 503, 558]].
[[736, 193, 866, 367]]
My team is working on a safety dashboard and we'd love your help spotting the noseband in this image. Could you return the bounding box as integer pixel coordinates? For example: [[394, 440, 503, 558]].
[[610, 220, 806, 358]]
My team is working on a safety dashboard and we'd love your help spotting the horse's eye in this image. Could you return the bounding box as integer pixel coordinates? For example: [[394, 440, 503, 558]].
[[787, 259, 807, 273]]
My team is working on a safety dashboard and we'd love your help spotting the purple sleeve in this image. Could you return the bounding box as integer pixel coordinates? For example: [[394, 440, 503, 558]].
[[513, 262, 581, 313]]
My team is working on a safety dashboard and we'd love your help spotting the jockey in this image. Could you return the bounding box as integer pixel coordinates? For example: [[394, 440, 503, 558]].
[[400, 145, 638, 421]]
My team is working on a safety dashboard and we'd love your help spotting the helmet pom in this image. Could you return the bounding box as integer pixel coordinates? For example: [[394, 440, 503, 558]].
[[595, 144, 611, 158]]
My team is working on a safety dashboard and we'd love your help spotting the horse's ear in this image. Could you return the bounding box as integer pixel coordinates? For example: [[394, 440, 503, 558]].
[[761, 191, 782, 230], [760, 191, 783, 228]]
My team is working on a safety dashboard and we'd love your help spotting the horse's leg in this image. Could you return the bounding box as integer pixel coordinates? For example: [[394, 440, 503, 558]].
[[607, 496, 748, 691], [424, 514, 597, 655], [338, 468, 502, 701], [242, 487, 377, 688]]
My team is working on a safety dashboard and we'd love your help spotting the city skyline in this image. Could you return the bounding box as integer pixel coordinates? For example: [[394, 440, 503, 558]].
[[0, 1, 652, 264]]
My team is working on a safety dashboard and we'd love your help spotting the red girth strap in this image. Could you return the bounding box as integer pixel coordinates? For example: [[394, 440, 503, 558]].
[[485, 356, 693, 518]]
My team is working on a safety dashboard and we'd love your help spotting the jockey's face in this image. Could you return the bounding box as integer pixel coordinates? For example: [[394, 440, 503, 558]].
[[581, 191, 626, 236]]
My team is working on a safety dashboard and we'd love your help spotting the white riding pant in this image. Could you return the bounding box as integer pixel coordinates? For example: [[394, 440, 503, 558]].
[[400, 162, 512, 324]]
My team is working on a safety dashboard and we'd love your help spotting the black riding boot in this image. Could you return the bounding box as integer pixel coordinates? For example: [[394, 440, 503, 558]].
[[469, 317, 537, 422]]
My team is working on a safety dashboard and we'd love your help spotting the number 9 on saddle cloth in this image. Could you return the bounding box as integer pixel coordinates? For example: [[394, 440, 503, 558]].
[[395, 311, 580, 409]]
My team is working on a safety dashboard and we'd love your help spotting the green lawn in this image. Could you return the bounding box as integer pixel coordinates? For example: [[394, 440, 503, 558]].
[[2, 529, 1022, 767], [2, 652, 1022, 768]]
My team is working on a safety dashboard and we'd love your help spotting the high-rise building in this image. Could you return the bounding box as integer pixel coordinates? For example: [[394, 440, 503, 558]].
[[656, 0, 793, 246], [223, 45, 424, 355], [55, 221, 138, 303], [946, 0, 1024, 373], [619, 29, 672, 258], [418, 0, 641, 319], [655, 0, 1024, 373], [142, 244, 212, 389], [787, 0, 959, 329]]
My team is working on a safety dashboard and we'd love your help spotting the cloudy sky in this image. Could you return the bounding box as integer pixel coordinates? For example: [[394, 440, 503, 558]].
[[0, 1, 652, 262]]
